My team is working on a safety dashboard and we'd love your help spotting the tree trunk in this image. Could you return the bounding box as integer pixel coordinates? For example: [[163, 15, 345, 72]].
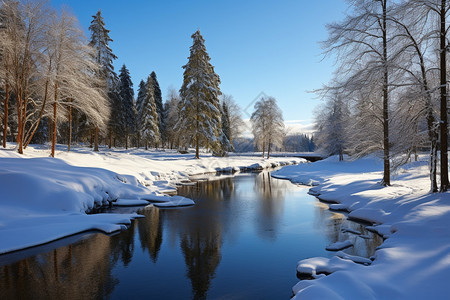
[[125, 130, 128, 150], [195, 133, 199, 159], [108, 129, 112, 149], [94, 126, 99, 151], [381, 0, 390, 186], [267, 141, 271, 159], [25, 80, 50, 149], [440, 0, 449, 192], [68, 103, 72, 151], [16, 93, 23, 154], [3, 83, 9, 148], [262, 141, 265, 158], [51, 84, 58, 158]]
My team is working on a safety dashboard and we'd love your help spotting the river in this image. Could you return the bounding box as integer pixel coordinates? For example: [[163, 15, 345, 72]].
[[0, 170, 382, 299]]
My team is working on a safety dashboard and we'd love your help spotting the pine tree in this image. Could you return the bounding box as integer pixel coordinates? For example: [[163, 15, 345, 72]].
[[108, 79, 122, 148], [135, 80, 147, 148], [150, 71, 164, 145], [139, 75, 160, 149], [177, 30, 221, 159], [217, 101, 233, 155], [89, 10, 117, 151], [119, 64, 135, 149]]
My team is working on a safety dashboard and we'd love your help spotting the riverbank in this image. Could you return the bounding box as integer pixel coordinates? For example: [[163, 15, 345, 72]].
[[0, 144, 302, 254], [272, 155, 450, 299]]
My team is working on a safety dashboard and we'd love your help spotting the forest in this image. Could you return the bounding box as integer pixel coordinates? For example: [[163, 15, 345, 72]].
[[313, 0, 450, 192]]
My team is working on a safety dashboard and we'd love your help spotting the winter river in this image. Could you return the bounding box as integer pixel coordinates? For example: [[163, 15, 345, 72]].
[[0, 170, 382, 299]]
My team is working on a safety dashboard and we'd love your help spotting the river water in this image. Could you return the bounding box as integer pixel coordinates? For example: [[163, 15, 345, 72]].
[[0, 171, 382, 299]]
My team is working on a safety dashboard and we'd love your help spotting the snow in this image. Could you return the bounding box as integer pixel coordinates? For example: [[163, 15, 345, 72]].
[[0, 144, 302, 254], [152, 196, 195, 207], [272, 154, 450, 299], [113, 199, 150, 206], [325, 240, 353, 251]]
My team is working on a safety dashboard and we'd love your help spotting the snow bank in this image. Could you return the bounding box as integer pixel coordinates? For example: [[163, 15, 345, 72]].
[[325, 240, 353, 251], [274, 154, 450, 299], [0, 145, 301, 254]]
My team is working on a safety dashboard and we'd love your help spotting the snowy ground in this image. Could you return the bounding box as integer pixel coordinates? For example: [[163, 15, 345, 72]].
[[272, 155, 450, 299], [0, 144, 302, 254]]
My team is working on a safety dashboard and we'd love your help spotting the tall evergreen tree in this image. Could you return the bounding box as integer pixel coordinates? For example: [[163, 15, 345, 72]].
[[135, 80, 147, 148], [219, 101, 233, 154], [89, 10, 117, 151], [150, 71, 164, 144], [177, 30, 221, 159], [139, 75, 160, 149], [118, 64, 135, 149]]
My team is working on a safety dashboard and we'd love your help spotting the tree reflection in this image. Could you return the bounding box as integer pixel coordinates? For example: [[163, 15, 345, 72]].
[[176, 178, 233, 299], [109, 221, 136, 266], [138, 206, 164, 263], [0, 234, 117, 299], [180, 231, 222, 299], [254, 171, 285, 240]]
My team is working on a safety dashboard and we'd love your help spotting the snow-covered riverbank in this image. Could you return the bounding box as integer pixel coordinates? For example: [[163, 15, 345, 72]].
[[272, 155, 450, 299], [0, 145, 302, 254]]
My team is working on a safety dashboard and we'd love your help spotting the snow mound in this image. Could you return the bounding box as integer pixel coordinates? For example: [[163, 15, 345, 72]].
[[326, 240, 353, 251], [113, 199, 150, 206], [296, 256, 355, 276], [335, 251, 372, 265]]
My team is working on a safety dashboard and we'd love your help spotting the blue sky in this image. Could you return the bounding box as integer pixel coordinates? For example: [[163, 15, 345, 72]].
[[50, 0, 347, 129]]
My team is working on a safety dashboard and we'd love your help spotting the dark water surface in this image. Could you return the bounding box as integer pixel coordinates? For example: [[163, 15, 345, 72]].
[[0, 171, 382, 299]]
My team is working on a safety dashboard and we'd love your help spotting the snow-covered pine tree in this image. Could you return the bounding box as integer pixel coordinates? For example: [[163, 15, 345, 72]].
[[108, 79, 122, 148], [218, 101, 233, 154], [150, 71, 164, 145], [135, 80, 147, 148], [118, 64, 135, 149], [89, 10, 117, 151], [139, 75, 160, 149], [178, 30, 221, 159]]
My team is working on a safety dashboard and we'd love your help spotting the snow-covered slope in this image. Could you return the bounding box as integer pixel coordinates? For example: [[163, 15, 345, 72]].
[[272, 155, 450, 299]]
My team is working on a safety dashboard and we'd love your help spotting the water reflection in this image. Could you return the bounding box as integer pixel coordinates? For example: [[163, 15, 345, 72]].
[[0, 171, 383, 299], [0, 234, 117, 299], [138, 207, 163, 263], [314, 202, 383, 258], [254, 172, 285, 240]]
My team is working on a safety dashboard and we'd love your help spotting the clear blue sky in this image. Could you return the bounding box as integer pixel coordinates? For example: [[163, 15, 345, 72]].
[[50, 0, 347, 126]]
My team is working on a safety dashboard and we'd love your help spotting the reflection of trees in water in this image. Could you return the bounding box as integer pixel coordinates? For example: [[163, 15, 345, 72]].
[[109, 221, 136, 266], [176, 178, 231, 299], [137, 206, 163, 263], [254, 171, 285, 240], [0, 234, 117, 299], [180, 231, 222, 300]]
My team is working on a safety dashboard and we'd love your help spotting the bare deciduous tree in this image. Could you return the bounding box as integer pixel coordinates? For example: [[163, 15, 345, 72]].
[[251, 96, 284, 159]]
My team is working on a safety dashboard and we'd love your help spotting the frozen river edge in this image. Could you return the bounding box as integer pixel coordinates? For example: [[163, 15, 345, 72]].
[[272, 155, 450, 299], [0, 146, 302, 255]]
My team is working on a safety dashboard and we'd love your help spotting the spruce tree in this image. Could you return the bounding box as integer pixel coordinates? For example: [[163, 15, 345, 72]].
[[218, 101, 233, 154], [119, 64, 135, 149], [135, 80, 147, 148], [139, 75, 160, 149], [89, 10, 117, 151], [150, 71, 164, 144], [177, 30, 221, 159]]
